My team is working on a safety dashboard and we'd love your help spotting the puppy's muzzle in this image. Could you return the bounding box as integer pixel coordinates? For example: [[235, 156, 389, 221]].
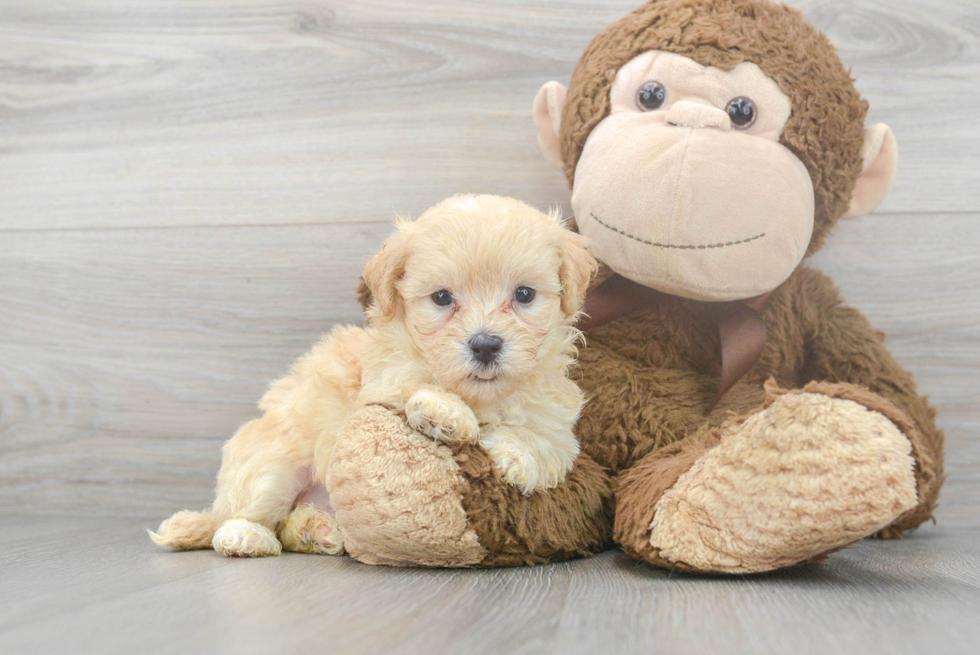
[[468, 333, 503, 366]]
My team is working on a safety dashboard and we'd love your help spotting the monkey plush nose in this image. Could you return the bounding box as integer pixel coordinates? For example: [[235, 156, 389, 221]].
[[666, 100, 731, 131], [468, 333, 503, 365]]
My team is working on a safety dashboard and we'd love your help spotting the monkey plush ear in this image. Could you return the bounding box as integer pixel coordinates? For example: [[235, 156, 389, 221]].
[[361, 231, 408, 324], [843, 124, 898, 219], [533, 81, 568, 169]]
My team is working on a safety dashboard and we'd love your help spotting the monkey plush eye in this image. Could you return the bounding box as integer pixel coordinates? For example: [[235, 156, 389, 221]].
[[726, 96, 757, 129], [431, 290, 454, 307], [636, 81, 667, 111], [513, 287, 536, 304]]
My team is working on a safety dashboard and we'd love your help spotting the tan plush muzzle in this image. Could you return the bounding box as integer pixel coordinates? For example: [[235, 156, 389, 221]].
[[572, 113, 814, 301]]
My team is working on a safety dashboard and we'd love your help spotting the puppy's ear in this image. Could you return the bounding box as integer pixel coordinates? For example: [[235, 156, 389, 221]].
[[556, 223, 597, 318], [362, 228, 408, 324]]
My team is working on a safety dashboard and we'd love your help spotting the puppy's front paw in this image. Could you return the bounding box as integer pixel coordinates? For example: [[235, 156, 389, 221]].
[[406, 389, 479, 445], [484, 435, 572, 495]]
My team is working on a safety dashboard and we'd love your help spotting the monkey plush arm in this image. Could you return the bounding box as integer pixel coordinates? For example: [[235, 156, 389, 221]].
[[795, 268, 944, 534]]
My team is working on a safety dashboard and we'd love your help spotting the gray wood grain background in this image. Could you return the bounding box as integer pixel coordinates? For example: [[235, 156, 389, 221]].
[[2, 2, 979, 653]]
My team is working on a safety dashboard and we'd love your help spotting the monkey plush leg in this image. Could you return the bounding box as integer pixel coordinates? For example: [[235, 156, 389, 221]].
[[797, 270, 944, 536], [327, 405, 612, 567], [615, 384, 922, 574]]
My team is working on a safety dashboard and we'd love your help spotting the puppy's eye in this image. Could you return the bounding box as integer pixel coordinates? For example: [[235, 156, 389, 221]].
[[513, 287, 535, 304], [431, 290, 454, 307]]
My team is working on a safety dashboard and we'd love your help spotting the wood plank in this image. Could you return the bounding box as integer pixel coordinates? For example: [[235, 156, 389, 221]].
[[0, 0, 977, 233], [0, 516, 978, 654], [0, 214, 977, 521], [0, 221, 389, 513], [0, 516, 239, 633]]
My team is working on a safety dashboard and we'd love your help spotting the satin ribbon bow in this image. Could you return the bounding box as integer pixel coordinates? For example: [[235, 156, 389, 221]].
[[578, 274, 770, 407]]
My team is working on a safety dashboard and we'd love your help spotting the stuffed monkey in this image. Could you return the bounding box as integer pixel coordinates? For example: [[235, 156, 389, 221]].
[[330, 0, 943, 573]]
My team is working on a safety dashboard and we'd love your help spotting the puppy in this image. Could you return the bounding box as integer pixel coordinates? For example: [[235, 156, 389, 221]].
[[150, 194, 597, 557]]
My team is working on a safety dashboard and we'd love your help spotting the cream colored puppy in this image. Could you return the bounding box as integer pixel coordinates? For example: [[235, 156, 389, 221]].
[[150, 194, 596, 557]]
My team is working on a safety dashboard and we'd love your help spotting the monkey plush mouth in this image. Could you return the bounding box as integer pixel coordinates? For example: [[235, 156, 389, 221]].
[[589, 213, 766, 250]]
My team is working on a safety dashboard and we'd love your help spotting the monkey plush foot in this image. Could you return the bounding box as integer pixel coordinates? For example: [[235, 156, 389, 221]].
[[327, 405, 488, 567], [621, 388, 919, 574], [327, 405, 613, 568]]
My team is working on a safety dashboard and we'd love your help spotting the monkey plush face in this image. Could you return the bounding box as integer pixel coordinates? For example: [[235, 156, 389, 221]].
[[571, 50, 812, 300], [534, 0, 898, 302]]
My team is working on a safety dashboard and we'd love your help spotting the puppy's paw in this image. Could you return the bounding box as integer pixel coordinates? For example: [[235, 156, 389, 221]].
[[212, 519, 282, 557], [406, 389, 479, 445], [280, 504, 345, 555], [484, 435, 572, 495]]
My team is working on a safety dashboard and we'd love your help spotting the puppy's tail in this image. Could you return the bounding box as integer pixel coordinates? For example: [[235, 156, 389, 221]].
[[148, 509, 221, 550]]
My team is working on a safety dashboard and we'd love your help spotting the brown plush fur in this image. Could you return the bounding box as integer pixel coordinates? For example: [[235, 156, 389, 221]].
[[560, 0, 867, 254], [580, 267, 943, 532], [454, 448, 614, 567]]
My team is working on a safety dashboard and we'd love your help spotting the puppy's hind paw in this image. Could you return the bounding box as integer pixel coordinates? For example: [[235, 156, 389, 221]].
[[406, 389, 480, 445], [212, 519, 282, 557], [280, 504, 345, 555]]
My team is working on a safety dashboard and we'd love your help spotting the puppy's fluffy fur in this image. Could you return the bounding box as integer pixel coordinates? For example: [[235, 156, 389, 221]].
[[150, 195, 597, 557]]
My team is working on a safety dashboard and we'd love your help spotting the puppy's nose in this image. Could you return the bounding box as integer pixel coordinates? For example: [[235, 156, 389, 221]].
[[468, 333, 503, 365]]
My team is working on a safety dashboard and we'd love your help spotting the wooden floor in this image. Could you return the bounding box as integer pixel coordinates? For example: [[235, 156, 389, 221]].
[[1, 1, 979, 653], [0, 515, 975, 655]]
